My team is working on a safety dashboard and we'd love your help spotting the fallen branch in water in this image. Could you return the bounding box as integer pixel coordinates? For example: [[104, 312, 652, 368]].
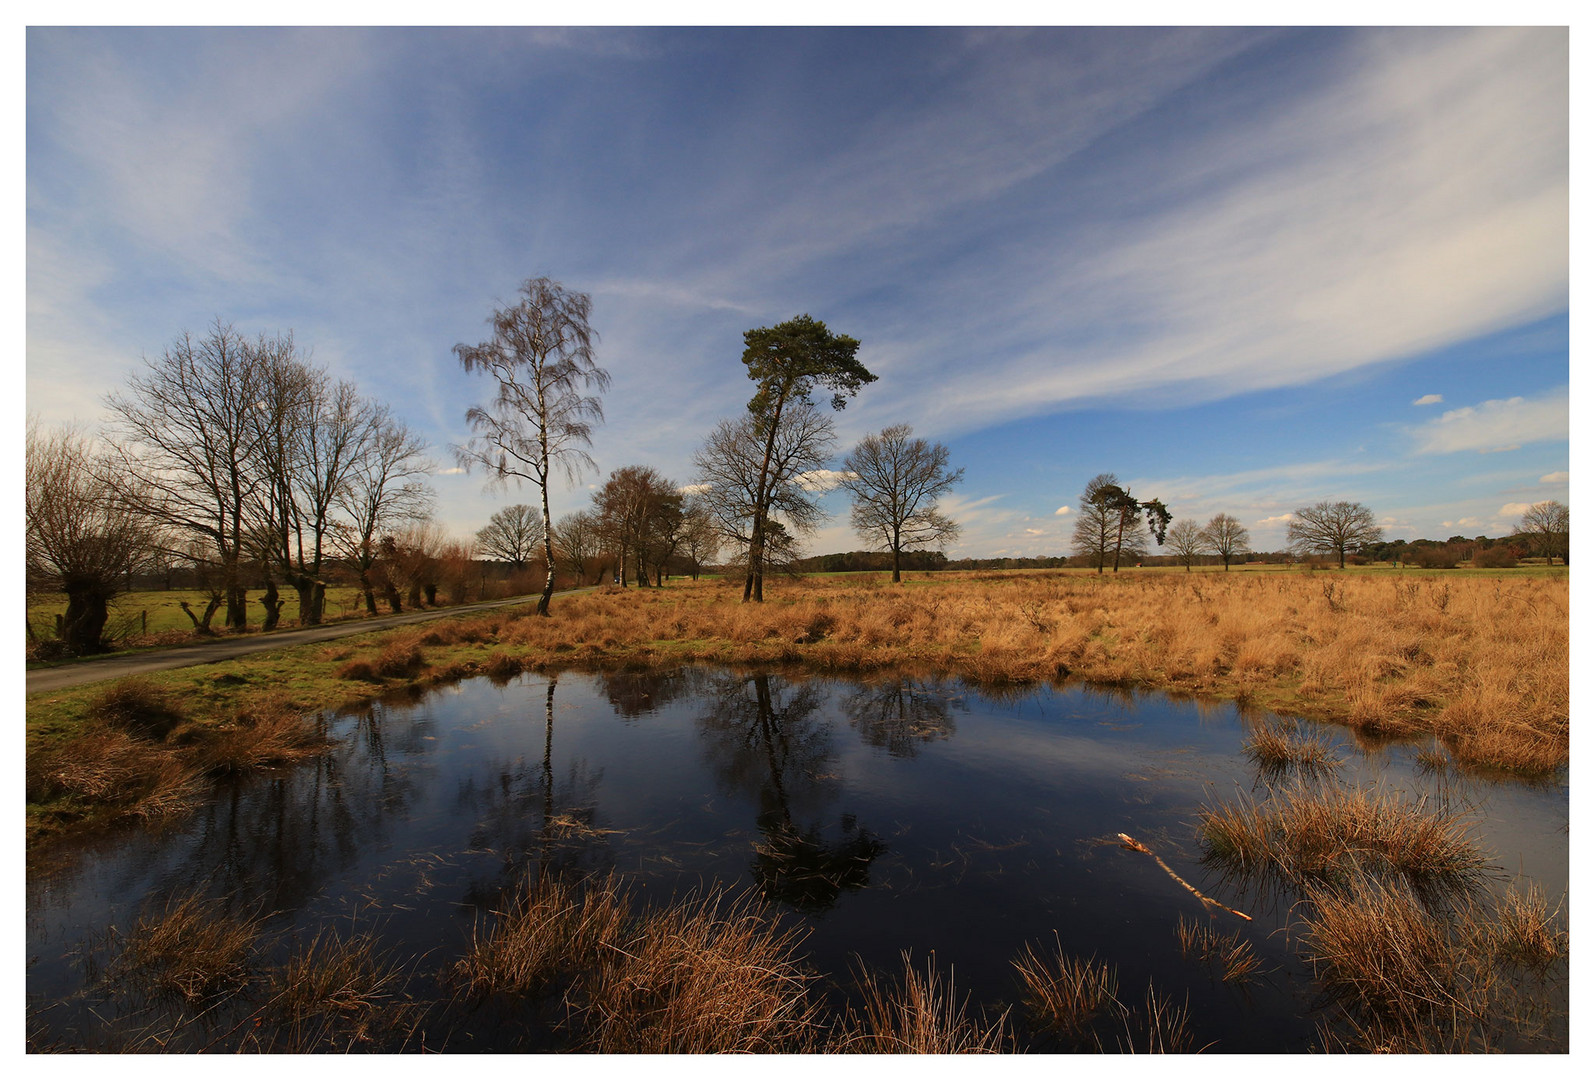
[[1116, 833, 1251, 922]]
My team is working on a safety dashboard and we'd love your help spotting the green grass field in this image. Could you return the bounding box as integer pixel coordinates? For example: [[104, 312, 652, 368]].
[[26, 587, 375, 642]]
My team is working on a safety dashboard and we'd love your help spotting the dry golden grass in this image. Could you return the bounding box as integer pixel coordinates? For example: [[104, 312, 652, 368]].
[[1109, 983, 1198, 1054], [578, 888, 823, 1053], [1012, 941, 1119, 1036], [836, 951, 1011, 1053], [452, 872, 631, 995], [111, 892, 264, 1001], [1198, 782, 1491, 892], [1242, 720, 1343, 779], [1174, 915, 1263, 983], [1301, 873, 1490, 1048], [458, 571, 1567, 773], [252, 926, 419, 1052], [1487, 883, 1567, 971]]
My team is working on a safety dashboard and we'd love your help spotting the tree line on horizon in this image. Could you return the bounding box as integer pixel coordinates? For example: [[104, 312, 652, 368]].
[[26, 276, 1572, 654]]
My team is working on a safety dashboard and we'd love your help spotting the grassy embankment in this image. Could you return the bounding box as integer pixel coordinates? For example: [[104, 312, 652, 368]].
[[25, 567, 1568, 851]]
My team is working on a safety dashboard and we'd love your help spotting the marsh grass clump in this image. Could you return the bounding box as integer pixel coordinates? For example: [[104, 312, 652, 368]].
[[1487, 884, 1566, 971], [1198, 783, 1490, 893], [1242, 720, 1342, 779], [253, 926, 420, 1052], [26, 727, 204, 825], [1301, 873, 1489, 1048], [578, 889, 822, 1053], [836, 951, 1011, 1053], [453, 873, 630, 996], [1109, 984, 1198, 1054], [1174, 916, 1262, 983], [111, 892, 264, 1002], [375, 641, 426, 678], [87, 677, 187, 741], [1012, 941, 1118, 1037], [194, 697, 328, 775]]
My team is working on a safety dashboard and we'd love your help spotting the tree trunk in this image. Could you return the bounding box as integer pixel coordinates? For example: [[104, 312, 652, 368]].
[[260, 580, 285, 631], [60, 575, 113, 655], [384, 583, 403, 613], [290, 574, 321, 626]]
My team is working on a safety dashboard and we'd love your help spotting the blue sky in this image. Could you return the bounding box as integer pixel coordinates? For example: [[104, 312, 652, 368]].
[[24, 23, 1570, 559]]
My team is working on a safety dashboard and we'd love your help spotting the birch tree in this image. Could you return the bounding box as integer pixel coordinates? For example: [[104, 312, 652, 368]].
[[453, 277, 610, 616]]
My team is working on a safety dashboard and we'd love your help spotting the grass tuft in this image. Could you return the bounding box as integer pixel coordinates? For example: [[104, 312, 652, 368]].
[[1198, 782, 1491, 893], [578, 888, 822, 1053], [110, 891, 264, 1001], [836, 951, 1011, 1053], [1012, 940, 1118, 1037], [86, 677, 188, 741]]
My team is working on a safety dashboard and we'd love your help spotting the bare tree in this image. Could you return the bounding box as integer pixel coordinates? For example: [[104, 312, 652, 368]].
[[838, 423, 963, 583], [1518, 500, 1569, 566], [694, 398, 836, 586], [453, 277, 610, 616], [734, 315, 874, 601], [26, 421, 156, 654], [1287, 500, 1381, 569], [475, 504, 544, 571], [335, 408, 434, 615], [1198, 513, 1251, 571], [1071, 472, 1122, 574], [553, 510, 605, 586], [679, 495, 721, 580], [252, 356, 375, 627], [104, 322, 275, 629], [1165, 519, 1205, 572], [592, 465, 682, 587]]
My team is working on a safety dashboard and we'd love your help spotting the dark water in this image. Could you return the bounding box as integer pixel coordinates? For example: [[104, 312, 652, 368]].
[[26, 666, 1569, 1052]]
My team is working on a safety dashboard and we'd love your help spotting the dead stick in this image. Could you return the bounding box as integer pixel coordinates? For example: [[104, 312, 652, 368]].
[[1117, 832, 1251, 921]]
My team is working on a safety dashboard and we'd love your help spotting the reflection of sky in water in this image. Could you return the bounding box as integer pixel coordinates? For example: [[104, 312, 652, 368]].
[[27, 668, 1568, 1052]]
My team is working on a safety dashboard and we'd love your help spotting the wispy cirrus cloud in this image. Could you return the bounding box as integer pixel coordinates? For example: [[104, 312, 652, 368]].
[[857, 27, 1567, 437], [1410, 388, 1568, 455]]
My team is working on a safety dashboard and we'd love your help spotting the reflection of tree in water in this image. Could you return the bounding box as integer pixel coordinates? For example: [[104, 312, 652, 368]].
[[598, 666, 704, 718], [123, 707, 423, 918], [697, 672, 884, 913], [842, 678, 957, 758], [454, 675, 612, 909]]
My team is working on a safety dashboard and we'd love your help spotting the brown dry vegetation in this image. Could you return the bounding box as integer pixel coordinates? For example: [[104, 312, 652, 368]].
[[26, 569, 1566, 850], [449, 571, 1566, 773], [1200, 777, 1566, 1052], [1197, 783, 1492, 892]]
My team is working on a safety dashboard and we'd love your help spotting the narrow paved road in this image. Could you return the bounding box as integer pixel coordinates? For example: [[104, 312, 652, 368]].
[[25, 592, 554, 695]]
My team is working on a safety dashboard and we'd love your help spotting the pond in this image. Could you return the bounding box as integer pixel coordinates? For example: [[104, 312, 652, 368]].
[[26, 666, 1569, 1052]]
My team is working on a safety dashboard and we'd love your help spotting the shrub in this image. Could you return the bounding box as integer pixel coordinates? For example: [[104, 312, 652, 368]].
[[1471, 545, 1518, 569], [88, 677, 187, 741]]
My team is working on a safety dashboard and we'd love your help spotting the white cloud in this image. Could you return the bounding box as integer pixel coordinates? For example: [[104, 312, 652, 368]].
[[1540, 471, 1569, 484], [793, 469, 851, 493], [1413, 394, 1444, 406], [677, 482, 712, 495], [437, 466, 467, 475], [1257, 514, 1294, 526], [866, 28, 1568, 435], [1411, 388, 1568, 455], [1497, 502, 1533, 519], [1053, 505, 1071, 516], [1440, 517, 1482, 529]]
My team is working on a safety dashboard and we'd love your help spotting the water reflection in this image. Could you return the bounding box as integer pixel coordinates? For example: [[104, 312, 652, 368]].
[[455, 675, 613, 908], [26, 665, 1568, 1053], [696, 672, 885, 912], [842, 678, 956, 757]]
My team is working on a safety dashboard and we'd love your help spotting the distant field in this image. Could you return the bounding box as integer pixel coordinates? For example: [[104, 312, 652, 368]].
[[26, 587, 374, 641]]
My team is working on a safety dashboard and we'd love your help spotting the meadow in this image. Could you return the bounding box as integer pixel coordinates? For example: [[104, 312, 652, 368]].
[[25, 566, 1570, 1053], [25, 565, 1568, 850]]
